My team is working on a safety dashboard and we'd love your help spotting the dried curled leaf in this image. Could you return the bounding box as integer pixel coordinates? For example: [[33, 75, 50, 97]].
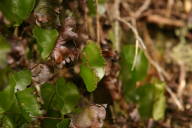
[[70, 104, 106, 128], [52, 17, 80, 67], [33, 0, 60, 26], [31, 64, 53, 85]]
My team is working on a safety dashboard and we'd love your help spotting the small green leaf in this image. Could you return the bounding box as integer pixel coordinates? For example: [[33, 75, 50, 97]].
[[0, 115, 14, 128], [121, 44, 148, 101], [80, 64, 98, 92], [16, 88, 42, 120], [41, 83, 56, 109], [153, 95, 166, 120], [121, 44, 148, 82], [82, 40, 105, 67], [56, 78, 80, 115], [135, 82, 166, 120], [33, 27, 58, 59], [14, 70, 32, 91], [56, 119, 70, 128], [6, 99, 27, 128], [0, 74, 16, 113], [0, 0, 36, 25], [136, 84, 154, 119], [152, 83, 166, 120], [0, 35, 10, 68], [80, 41, 105, 92]]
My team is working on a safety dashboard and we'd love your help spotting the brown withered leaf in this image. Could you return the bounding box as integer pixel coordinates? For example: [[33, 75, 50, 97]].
[[52, 17, 80, 67], [70, 104, 107, 128], [31, 64, 53, 85]]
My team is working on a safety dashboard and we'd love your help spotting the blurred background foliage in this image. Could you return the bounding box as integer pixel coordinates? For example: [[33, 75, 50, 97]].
[[0, 0, 192, 127]]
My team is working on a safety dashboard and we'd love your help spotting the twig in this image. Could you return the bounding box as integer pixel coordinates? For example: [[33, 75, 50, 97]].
[[177, 62, 186, 98], [131, 40, 139, 70], [114, 0, 121, 52], [31, 116, 63, 120], [117, 17, 146, 49], [165, 86, 184, 111], [167, 0, 174, 17], [14, 26, 19, 37], [144, 52, 169, 81], [146, 14, 184, 27], [95, 0, 100, 43], [134, 0, 151, 18]]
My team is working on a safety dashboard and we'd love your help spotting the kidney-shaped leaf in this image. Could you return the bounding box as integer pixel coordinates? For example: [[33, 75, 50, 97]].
[[33, 27, 58, 60], [152, 82, 166, 120], [14, 70, 32, 91], [80, 64, 98, 92], [0, 0, 35, 25], [82, 40, 105, 67], [0, 74, 16, 113], [136, 84, 154, 119], [80, 40, 105, 92], [16, 88, 42, 120], [121, 44, 148, 82], [0, 35, 10, 68], [135, 82, 166, 120], [56, 78, 80, 115], [41, 83, 56, 109]]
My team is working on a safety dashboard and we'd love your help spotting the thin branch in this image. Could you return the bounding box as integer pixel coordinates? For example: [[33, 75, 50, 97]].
[[134, 0, 151, 18], [177, 62, 186, 98], [165, 86, 184, 111], [146, 14, 184, 27], [131, 40, 139, 70], [31, 116, 63, 120], [96, 0, 100, 43], [117, 17, 146, 49], [114, 0, 121, 52]]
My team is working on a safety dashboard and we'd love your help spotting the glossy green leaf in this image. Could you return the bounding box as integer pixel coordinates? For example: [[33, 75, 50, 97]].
[[6, 99, 27, 128], [82, 40, 105, 67], [0, 115, 14, 128], [56, 78, 80, 115], [152, 83, 166, 120], [33, 27, 58, 59], [14, 70, 32, 91], [0, 35, 10, 68], [80, 64, 98, 92], [135, 82, 166, 120], [41, 83, 56, 109], [0, 0, 35, 25], [136, 84, 154, 119], [121, 44, 148, 102], [0, 74, 16, 113], [56, 119, 70, 128], [121, 44, 148, 82], [80, 40, 105, 92], [16, 88, 42, 120]]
